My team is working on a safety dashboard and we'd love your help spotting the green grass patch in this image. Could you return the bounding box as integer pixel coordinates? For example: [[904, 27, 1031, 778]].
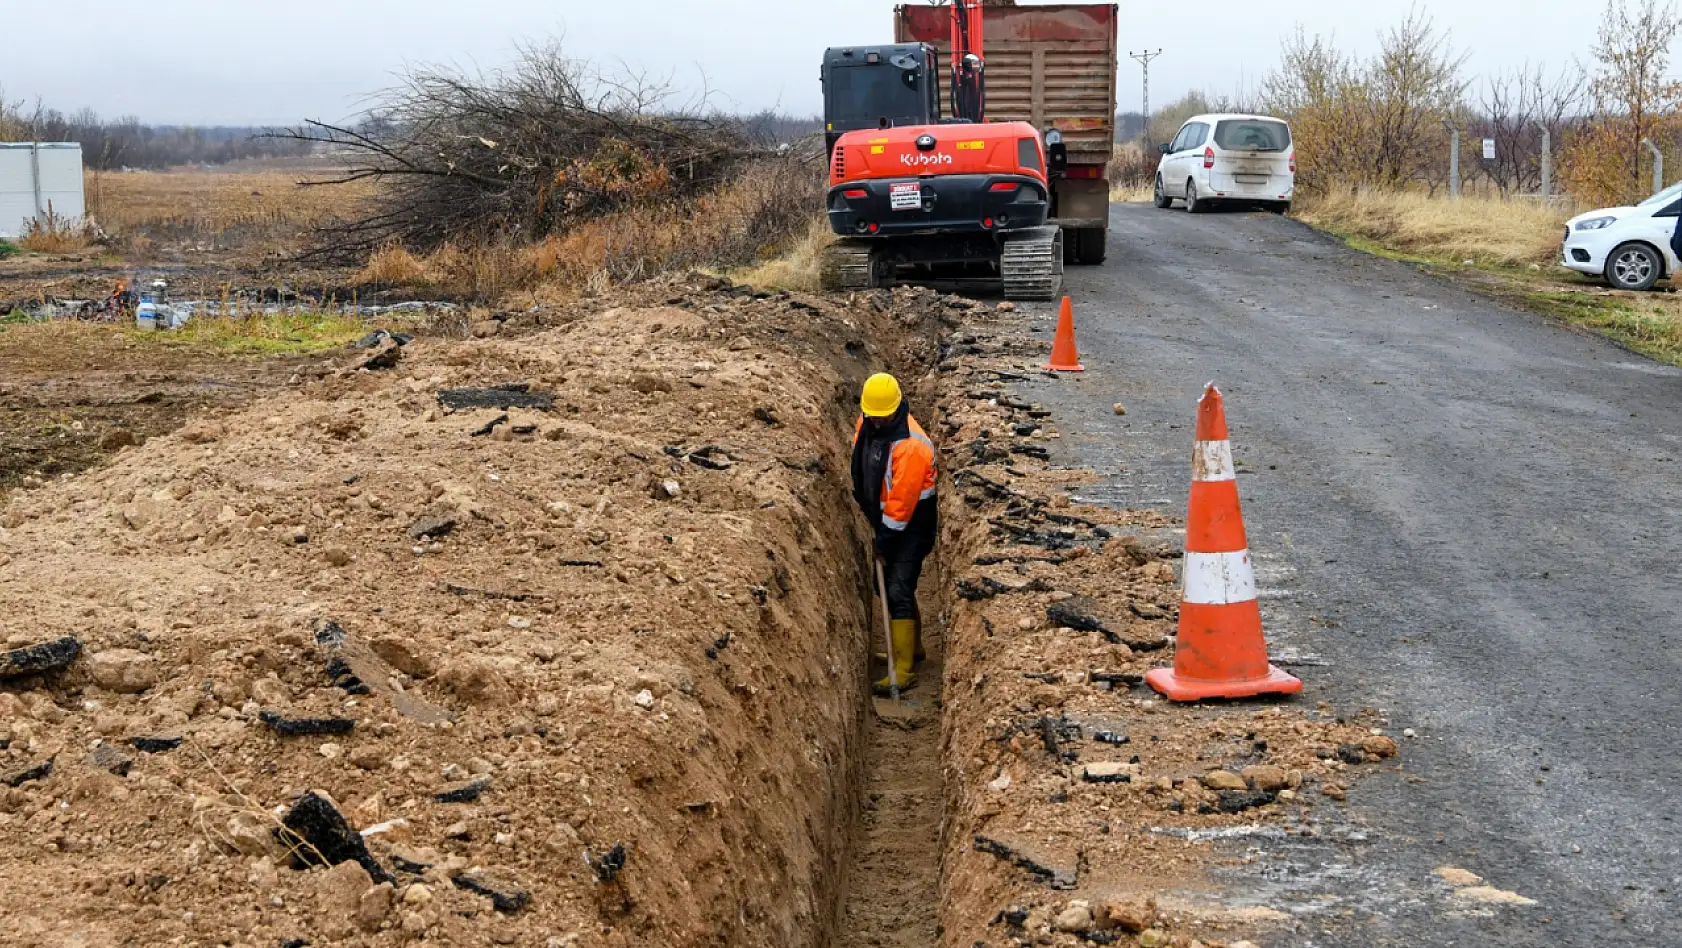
[[0, 240, 22, 259], [1307, 219, 1682, 368], [129, 312, 371, 356], [1523, 290, 1682, 365]]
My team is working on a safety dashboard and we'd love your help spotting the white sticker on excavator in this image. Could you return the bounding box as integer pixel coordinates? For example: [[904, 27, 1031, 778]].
[[890, 183, 921, 211]]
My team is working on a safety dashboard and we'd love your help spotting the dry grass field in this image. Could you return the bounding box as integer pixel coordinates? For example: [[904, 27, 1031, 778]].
[[86, 166, 377, 251], [1296, 190, 1574, 267]]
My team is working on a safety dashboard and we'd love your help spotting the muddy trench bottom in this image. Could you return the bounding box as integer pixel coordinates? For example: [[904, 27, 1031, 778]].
[[836, 566, 947, 948]]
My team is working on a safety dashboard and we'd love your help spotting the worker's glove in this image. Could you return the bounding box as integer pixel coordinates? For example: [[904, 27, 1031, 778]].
[[874, 530, 898, 560]]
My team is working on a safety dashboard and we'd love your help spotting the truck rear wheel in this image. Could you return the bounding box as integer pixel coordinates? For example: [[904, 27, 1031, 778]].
[[1074, 227, 1108, 265]]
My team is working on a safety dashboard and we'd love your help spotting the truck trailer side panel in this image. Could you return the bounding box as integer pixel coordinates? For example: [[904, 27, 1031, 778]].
[[894, 4, 1117, 163], [895, 4, 1118, 259]]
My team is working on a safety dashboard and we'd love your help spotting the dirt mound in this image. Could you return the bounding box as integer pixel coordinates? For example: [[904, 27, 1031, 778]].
[[0, 276, 957, 947]]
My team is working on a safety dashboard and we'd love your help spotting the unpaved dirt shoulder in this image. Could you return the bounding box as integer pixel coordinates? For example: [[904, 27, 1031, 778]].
[[926, 306, 1401, 948], [0, 326, 329, 494], [0, 276, 952, 947]]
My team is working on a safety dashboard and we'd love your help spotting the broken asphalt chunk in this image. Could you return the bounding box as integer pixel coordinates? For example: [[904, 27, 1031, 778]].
[[958, 576, 1054, 601], [1, 757, 53, 787], [973, 834, 1077, 889], [469, 413, 510, 437], [129, 736, 182, 753], [278, 791, 392, 884], [1199, 789, 1278, 814], [434, 778, 491, 804], [0, 636, 81, 679], [587, 843, 628, 883], [437, 387, 554, 412], [391, 853, 433, 875], [452, 874, 530, 913], [1336, 743, 1368, 765], [1047, 597, 1120, 643], [259, 710, 356, 737], [325, 657, 370, 696], [1089, 672, 1143, 688]]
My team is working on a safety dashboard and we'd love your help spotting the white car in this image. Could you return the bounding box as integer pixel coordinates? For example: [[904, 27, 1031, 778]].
[[1153, 113, 1295, 213], [1562, 183, 1682, 290]]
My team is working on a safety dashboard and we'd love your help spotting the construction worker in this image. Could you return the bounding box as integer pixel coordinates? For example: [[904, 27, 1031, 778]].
[[851, 372, 938, 694]]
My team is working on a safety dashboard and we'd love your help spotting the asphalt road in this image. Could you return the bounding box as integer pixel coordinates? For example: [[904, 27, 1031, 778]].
[[1021, 202, 1682, 946]]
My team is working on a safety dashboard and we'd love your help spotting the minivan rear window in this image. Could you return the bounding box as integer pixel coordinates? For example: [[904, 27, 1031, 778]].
[[1214, 119, 1291, 152]]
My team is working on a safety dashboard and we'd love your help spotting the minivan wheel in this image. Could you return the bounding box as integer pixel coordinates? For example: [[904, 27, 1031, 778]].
[[1185, 179, 1207, 214], [1153, 175, 1173, 208], [1606, 242, 1662, 291]]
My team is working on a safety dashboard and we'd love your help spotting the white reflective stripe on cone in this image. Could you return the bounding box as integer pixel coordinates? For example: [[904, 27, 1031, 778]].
[[1193, 440, 1235, 483], [1182, 549, 1257, 605]]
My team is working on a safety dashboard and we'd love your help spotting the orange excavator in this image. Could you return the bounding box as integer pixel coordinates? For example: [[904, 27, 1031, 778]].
[[819, 0, 1066, 299]]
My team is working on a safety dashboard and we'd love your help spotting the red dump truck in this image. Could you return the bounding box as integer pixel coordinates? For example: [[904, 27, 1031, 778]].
[[895, 3, 1118, 263]]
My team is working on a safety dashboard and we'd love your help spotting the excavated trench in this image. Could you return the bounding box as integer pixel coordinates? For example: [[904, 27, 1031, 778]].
[[0, 275, 1372, 948], [0, 276, 974, 948]]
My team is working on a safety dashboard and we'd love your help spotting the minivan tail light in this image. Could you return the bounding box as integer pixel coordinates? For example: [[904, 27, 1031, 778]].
[[1203, 146, 1215, 169], [1289, 152, 1296, 173]]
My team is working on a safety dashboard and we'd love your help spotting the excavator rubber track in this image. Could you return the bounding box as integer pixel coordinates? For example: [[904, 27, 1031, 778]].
[[819, 239, 878, 293], [999, 226, 1064, 301]]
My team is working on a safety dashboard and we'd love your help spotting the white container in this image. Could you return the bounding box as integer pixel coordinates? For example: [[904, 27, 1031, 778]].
[[0, 143, 86, 240], [135, 298, 158, 331]]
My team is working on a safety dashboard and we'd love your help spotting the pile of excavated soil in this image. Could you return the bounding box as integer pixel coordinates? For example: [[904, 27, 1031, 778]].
[[926, 309, 1402, 948], [0, 276, 957, 947]]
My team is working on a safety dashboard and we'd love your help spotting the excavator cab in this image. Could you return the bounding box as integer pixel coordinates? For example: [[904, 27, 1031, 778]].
[[821, 44, 941, 153]]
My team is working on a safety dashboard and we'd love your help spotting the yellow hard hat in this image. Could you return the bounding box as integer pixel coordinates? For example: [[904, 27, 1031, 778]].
[[860, 373, 903, 418]]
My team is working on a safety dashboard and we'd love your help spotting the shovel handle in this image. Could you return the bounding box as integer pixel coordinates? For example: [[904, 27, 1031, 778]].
[[875, 557, 900, 702]]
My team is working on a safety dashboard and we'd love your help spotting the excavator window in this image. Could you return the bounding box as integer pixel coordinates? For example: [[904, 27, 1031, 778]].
[[822, 45, 940, 149]]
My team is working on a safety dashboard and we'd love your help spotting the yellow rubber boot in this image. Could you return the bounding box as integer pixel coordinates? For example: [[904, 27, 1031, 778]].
[[875, 619, 927, 663], [874, 619, 919, 695]]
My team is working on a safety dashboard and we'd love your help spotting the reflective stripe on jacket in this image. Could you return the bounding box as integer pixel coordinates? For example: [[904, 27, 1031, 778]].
[[853, 413, 937, 531]]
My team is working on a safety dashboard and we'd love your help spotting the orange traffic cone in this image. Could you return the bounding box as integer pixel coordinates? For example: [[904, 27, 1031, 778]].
[[1146, 383, 1302, 702], [1044, 296, 1084, 372]]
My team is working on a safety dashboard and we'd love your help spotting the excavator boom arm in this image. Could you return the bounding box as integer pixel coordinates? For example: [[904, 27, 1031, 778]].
[[949, 0, 986, 123]]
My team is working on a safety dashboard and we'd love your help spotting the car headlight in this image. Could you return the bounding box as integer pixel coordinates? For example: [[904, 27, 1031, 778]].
[[1575, 216, 1617, 231]]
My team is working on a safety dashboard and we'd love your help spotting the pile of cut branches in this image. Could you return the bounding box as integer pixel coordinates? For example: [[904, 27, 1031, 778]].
[[275, 44, 761, 261]]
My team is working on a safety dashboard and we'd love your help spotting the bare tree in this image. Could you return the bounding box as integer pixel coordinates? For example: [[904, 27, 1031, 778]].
[[1588, 0, 1682, 189], [1476, 63, 1584, 195], [267, 43, 759, 260], [1366, 10, 1470, 188]]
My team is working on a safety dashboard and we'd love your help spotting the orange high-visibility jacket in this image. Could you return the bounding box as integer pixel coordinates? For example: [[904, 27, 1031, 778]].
[[853, 414, 938, 531]]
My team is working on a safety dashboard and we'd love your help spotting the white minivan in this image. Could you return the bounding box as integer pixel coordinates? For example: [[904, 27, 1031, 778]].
[[1154, 113, 1295, 213]]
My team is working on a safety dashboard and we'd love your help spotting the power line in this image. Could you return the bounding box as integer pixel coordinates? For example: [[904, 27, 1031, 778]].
[[1130, 49, 1164, 139]]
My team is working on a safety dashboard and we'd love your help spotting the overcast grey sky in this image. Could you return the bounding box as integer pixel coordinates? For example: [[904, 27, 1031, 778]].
[[2, 1, 1596, 126]]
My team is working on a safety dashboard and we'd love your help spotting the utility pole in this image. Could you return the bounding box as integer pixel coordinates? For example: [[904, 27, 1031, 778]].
[[1129, 49, 1163, 142], [1643, 138, 1664, 196], [1533, 121, 1552, 198]]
